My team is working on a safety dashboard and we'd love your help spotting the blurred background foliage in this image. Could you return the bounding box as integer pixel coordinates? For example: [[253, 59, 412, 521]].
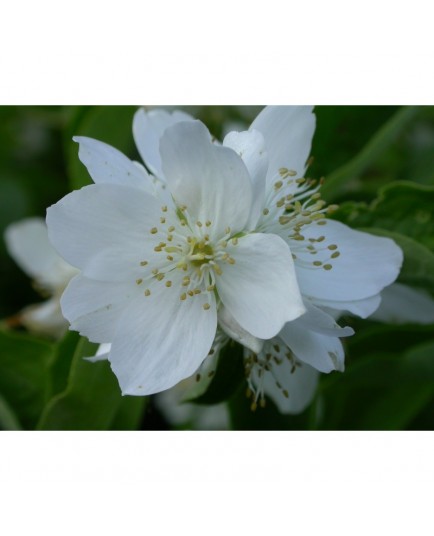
[[0, 105, 433, 430]]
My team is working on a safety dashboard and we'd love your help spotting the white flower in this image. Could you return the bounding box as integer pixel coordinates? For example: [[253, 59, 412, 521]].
[[46, 115, 306, 395], [4, 218, 78, 338]]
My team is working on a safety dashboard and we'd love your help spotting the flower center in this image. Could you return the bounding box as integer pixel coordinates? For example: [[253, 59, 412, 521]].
[[135, 203, 238, 310], [189, 240, 214, 267]]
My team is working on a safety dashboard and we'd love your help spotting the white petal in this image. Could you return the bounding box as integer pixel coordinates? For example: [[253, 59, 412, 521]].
[[109, 271, 217, 395], [280, 322, 345, 373], [250, 106, 316, 188], [160, 120, 253, 239], [73, 136, 155, 194], [46, 184, 162, 282], [85, 343, 111, 363], [4, 217, 76, 290], [218, 305, 264, 354], [296, 219, 403, 303], [371, 283, 434, 324], [315, 294, 382, 319], [261, 355, 319, 414], [61, 274, 137, 342], [297, 300, 354, 337], [216, 233, 306, 339], [133, 108, 194, 181], [223, 129, 268, 229], [20, 298, 68, 338]]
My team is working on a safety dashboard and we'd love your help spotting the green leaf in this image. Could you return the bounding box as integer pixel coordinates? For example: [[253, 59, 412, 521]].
[[188, 341, 245, 405], [320, 106, 420, 202], [65, 106, 138, 190], [357, 341, 434, 430], [37, 337, 124, 430], [0, 392, 22, 430], [110, 396, 147, 431], [333, 181, 434, 250], [0, 330, 55, 429], [49, 330, 81, 396], [318, 339, 434, 430]]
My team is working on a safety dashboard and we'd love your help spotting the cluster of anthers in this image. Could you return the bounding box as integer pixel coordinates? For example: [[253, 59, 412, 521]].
[[258, 167, 341, 273], [135, 202, 240, 310], [244, 341, 302, 411]]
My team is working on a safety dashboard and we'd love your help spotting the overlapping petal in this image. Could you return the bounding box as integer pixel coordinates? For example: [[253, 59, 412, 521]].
[[47, 184, 163, 281], [160, 120, 253, 240], [61, 274, 138, 342], [250, 106, 316, 187], [133, 108, 194, 181], [216, 233, 305, 339], [109, 270, 217, 395], [296, 219, 403, 304], [73, 136, 155, 193], [280, 321, 345, 373], [223, 129, 268, 229], [260, 356, 319, 414]]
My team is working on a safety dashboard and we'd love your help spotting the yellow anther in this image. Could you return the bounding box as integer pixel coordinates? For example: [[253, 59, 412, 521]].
[[167, 255, 174, 261], [160, 217, 166, 224], [274, 180, 283, 190], [262, 208, 269, 215], [313, 261, 322, 266], [206, 284, 215, 291], [156, 273, 165, 281], [136, 278, 143, 285], [331, 251, 340, 259], [194, 289, 201, 295], [203, 303, 211, 310], [161, 205, 168, 212], [205, 220, 212, 227], [224, 227, 231, 235], [187, 290, 194, 297], [328, 244, 338, 250], [168, 225, 175, 232], [150, 227, 158, 234], [323, 264, 333, 270], [144, 289, 151, 296], [180, 293, 187, 301], [165, 281, 172, 287], [231, 237, 238, 245], [140, 260, 148, 266], [152, 268, 159, 275], [227, 257, 236, 265], [196, 221, 203, 227], [214, 264, 223, 276]]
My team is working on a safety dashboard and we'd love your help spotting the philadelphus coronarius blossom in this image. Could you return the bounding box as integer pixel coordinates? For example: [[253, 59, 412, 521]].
[[45, 106, 406, 409], [46, 110, 306, 395]]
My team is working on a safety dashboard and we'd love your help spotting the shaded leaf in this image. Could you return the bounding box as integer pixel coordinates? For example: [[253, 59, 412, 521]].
[[37, 337, 123, 430], [0, 329, 54, 429]]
